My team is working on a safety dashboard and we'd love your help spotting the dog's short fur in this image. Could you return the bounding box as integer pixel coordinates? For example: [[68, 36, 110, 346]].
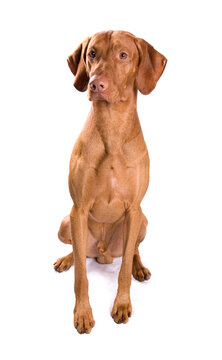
[[54, 30, 167, 334]]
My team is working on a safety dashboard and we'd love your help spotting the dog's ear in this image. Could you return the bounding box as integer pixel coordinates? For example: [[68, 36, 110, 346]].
[[67, 37, 91, 92], [135, 38, 167, 95]]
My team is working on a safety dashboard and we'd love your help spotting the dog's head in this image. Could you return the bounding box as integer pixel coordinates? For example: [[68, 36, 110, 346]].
[[67, 31, 167, 103]]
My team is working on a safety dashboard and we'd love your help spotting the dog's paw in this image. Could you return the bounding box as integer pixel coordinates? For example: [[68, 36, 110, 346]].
[[74, 305, 95, 334], [111, 296, 132, 324], [53, 253, 73, 272], [132, 264, 151, 282]]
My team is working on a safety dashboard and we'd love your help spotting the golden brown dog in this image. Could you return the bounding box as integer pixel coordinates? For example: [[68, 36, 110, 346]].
[[54, 30, 167, 334]]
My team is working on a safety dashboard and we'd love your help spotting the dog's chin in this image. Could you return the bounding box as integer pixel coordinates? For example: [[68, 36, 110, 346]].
[[88, 91, 118, 104]]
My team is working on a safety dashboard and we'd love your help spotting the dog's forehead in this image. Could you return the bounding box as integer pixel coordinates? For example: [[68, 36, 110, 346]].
[[112, 31, 137, 50], [89, 31, 137, 53], [89, 31, 112, 49]]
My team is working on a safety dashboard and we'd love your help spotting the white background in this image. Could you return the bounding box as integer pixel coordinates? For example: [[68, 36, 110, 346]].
[[1, 0, 222, 358]]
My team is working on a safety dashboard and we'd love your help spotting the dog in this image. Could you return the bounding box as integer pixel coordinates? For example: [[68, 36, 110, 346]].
[[54, 30, 167, 334]]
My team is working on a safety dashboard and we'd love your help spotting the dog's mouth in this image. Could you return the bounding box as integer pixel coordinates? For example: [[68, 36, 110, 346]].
[[88, 90, 106, 101], [88, 89, 120, 104]]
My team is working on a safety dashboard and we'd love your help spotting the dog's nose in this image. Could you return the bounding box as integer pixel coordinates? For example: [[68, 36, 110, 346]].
[[89, 76, 108, 93]]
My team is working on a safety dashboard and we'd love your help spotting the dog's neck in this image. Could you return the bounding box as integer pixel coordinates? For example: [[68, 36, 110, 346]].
[[91, 93, 141, 154]]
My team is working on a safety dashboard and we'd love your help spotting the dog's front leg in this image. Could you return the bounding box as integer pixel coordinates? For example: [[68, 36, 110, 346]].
[[111, 205, 142, 324], [70, 205, 95, 334]]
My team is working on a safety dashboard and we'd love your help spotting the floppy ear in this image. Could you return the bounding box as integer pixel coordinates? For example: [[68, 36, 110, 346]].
[[67, 37, 91, 92], [135, 38, 167, 95]]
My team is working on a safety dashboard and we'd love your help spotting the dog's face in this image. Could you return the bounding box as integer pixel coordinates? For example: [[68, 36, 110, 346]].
[[86, 31, 140, 103], [67, 31, 167, 103]]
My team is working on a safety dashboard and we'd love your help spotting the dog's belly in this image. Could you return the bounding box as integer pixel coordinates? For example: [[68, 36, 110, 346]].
[[89, 198, 125, 224], [87, 210, 124, 258], [86, 217, 124, 258]]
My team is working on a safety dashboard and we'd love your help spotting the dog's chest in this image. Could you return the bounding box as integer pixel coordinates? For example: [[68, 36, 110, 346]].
[[87, 154, 135, 222], [95, 154, 135, 198], [70, 143, 149, 223]]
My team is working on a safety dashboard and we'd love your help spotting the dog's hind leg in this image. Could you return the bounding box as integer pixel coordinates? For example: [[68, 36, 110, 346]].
[[58, 215, 72, 244], [132, 213, 151, 282], [54, 215, 74, 272]]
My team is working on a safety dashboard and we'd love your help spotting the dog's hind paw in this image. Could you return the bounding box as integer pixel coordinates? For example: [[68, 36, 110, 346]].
[[132, 264, 151, 282], [53, 252, 74, 272]]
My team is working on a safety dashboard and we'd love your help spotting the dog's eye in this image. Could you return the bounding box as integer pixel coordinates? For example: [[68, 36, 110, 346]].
[[88, 50, 96, 58], [120, 52, 127, 59]]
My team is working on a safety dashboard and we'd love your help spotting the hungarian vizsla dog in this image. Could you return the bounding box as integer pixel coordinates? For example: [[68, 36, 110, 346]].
[[54, 30, 167, 334]]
